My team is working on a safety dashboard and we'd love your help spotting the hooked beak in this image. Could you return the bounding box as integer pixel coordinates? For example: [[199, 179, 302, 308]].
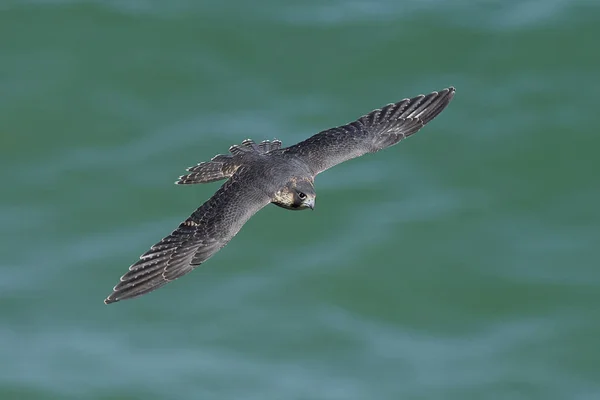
[[305, 197, 315, 210]]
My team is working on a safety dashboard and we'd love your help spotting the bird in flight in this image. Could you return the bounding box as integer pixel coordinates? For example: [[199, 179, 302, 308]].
[[104, 87, 456, 304]]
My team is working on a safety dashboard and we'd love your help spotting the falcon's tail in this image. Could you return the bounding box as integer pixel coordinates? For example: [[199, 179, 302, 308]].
[[175, 139, 282, 184], [176, 155, 238, 184]]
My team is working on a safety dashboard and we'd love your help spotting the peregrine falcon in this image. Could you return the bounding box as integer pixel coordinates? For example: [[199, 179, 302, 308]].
[[104, 87, 455, 304]]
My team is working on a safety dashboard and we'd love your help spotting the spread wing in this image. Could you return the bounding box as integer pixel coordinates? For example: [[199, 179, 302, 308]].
[[284, 87, 455, 176], [104, 167, 271, 304]]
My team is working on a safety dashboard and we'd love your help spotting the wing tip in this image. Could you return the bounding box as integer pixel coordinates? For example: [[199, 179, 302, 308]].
[[425, 86, 455, 102], [413, 86, 456, 124], [174, 176, 191, 185], [443, 86, 456, 100]]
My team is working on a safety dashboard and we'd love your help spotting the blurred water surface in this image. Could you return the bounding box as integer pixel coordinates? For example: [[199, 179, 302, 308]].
[[1, 1, 599, 399]]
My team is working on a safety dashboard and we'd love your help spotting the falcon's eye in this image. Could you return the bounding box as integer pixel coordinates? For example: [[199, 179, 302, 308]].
[[297, 192, 307, 200]]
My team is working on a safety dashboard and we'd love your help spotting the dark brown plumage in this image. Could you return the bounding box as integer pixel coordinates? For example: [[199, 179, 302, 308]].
[[104, 87, 455, 304]]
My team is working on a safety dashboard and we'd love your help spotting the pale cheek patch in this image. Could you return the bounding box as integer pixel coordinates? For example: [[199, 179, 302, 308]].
[[273, 189, 294, 206]]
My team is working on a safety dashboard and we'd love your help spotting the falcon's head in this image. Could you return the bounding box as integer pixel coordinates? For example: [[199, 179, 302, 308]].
[[273, 178, 316, 211]]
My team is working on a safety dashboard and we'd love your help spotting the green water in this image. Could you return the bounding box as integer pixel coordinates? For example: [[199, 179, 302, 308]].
[[1, 1, 599, 399]]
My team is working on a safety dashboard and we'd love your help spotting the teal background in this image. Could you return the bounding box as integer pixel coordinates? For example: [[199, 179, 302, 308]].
[[1, 1, 599, 399]]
